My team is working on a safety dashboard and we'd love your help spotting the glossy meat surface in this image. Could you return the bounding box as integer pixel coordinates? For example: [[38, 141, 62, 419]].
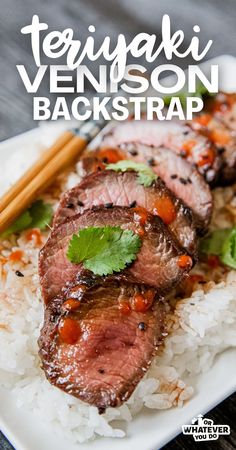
[[39, 280, 166, 411], [53, 170, 197, 254]]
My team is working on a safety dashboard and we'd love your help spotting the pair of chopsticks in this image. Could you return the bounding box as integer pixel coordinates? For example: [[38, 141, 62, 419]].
[[0, 116, 109, 234]]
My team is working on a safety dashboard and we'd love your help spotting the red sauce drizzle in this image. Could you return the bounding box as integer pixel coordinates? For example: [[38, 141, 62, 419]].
[[211, 94, 236, 114], [26, 229, 42, 246], [9, 250, 24, 262], [152, 197, 176, 225], [181, 140, 197, 156], [177, 255, 193, 269], [194, 114, 212, 127], [197, 146, 215, 167], [131, 290, 155, 313], [97, 148, 125, 164], [58, 317, 81, 344], [63, 298, 81, 311], [91, 161, 106, 172]]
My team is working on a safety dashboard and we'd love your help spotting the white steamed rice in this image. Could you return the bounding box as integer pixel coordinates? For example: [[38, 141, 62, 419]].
[[0, 124, 236, 443]]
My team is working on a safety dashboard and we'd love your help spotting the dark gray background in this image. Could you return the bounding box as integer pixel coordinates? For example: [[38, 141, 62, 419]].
[[0, 0, 236, 449]]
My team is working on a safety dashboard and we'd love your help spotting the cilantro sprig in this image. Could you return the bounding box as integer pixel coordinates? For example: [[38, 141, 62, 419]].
[[67, 225, 141, 276], [106, 160, 157, 187], [1, 200, 53, 238], [200, 227, 236, 269]]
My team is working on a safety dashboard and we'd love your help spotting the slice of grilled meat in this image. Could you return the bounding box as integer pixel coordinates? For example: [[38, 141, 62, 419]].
[[39, 206, 192, 304], [191, 94, 236, 185], [82, 144, 212, 231], [99, 120, 221, 185], [38, 279, 166, 412], [53, 170, 197, 255]]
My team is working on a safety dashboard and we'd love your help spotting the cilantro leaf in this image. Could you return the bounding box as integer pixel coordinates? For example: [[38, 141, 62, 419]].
[[199, 229, 232, 256], [221, 228, 236, 269], [106, 160, 157, 187], [199, 227, 236, 269], [67, 226, 141, 276], [29, 200, 53, 229], [1, 200, 53, 238], [163, 81, 215, 108], [1, 211, 32, 238]]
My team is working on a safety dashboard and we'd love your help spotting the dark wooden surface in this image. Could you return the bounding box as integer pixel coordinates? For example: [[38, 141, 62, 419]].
[[0, 0, 235, 449]]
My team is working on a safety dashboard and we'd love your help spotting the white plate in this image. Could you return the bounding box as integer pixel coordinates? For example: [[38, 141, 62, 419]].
[[0, 55, 236, 450]]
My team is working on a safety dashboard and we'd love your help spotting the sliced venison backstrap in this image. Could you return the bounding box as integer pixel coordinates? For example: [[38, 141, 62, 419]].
[[82, 144, 212, 231], [99, 120, 222, 185], [53, 170, 197, 255], [39, 206, 191, 304], [38, 279, 166, 411], [191, 94, 236, 186]]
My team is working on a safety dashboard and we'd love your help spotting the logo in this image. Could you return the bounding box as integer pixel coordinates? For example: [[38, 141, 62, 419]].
[[182, 414, 230, 441]]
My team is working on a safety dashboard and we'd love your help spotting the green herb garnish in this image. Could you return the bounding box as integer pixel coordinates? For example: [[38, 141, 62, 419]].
[[1, 200, 53, 238], [221, 228, 236, 269], [106, 160, 157, 187], [200, 227, 236, 269], [163, 81, 215, 108], [67, 225, 141, 276]]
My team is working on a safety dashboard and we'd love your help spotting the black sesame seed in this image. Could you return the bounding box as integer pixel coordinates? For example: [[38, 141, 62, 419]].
[[50, 315, 57, 323], [129, 149, 138, 156], [180, 150, 187, 158], [147, 158, 156, 166], [97, 166, 102, 171], [182, 206, 192, 220], [183, 130, 189, 135], [77, 200, 84, 207], [104, 202, 113, 209], [138, 322, 147, 331], [171, 174, 178, 179], [199, 280, 207, 284], [98, 368, 105, 374], [218, 147, 225, 155], [15, 270, 24, 277], [102, 157, 108, 163], [129, 200, 137, 208], [187, 178, 192, 184], [179, 177, 188, 185], [66, 203, 74, 209]]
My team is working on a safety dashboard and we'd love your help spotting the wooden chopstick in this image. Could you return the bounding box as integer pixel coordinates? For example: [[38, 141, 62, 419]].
[[0, 134, 88, 234], [0, 130, 74, 214]]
